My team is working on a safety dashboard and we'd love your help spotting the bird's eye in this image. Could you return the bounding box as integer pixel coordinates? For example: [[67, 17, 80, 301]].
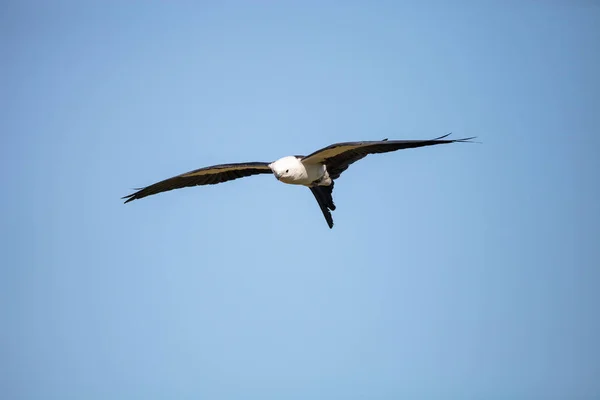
[[285, 169, 289, 173]]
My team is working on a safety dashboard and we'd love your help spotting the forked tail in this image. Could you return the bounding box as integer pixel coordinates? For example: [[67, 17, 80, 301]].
[[309, 182, 336, 229]]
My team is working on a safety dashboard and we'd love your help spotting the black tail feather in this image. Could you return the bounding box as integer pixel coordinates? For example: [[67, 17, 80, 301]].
[[309, 182, 336, 229]]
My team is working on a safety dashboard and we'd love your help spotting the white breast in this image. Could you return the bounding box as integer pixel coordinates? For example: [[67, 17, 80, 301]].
[[303, 162, 327, 184], [270, 156, 328, 186]]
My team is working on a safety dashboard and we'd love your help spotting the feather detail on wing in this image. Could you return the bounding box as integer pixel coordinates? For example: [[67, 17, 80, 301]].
[[302, 133, 475, 179], [123, 162, 272, 203]]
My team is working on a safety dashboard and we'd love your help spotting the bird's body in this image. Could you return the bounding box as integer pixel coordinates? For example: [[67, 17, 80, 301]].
[[269, 156, 332, 186], [123, 134, 475, 228]]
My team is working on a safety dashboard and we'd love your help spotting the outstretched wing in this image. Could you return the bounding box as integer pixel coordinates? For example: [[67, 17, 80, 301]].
[[123, 162, 272, 203], [302, 133, 475, 179]]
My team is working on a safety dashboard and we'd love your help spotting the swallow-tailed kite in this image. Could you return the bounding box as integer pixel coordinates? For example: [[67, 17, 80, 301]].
[[123, 133, 474, 228]]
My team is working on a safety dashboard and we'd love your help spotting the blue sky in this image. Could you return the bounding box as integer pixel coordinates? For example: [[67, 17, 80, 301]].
[[2, 1, 599, 399]]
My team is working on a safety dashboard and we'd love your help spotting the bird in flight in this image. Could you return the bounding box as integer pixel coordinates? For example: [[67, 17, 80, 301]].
[[123, 133, 474, 228]]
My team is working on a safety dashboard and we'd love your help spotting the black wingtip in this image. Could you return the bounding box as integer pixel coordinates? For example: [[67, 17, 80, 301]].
[[122, 194, 136, 204], [122, 186, 147, 203], [433, 132, 453, 140], [457, 136, 479, 143], [432, 133, 478, 144]]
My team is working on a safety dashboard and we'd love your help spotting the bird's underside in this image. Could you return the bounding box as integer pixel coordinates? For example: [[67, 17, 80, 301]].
[[123, 133, 475, 228]]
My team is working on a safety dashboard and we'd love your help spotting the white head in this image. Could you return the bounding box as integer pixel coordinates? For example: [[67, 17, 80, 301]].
[[269, 156, 306, 184]]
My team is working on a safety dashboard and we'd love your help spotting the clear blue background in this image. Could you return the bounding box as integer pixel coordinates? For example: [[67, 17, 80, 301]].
[[2, 1, 599, 399]]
